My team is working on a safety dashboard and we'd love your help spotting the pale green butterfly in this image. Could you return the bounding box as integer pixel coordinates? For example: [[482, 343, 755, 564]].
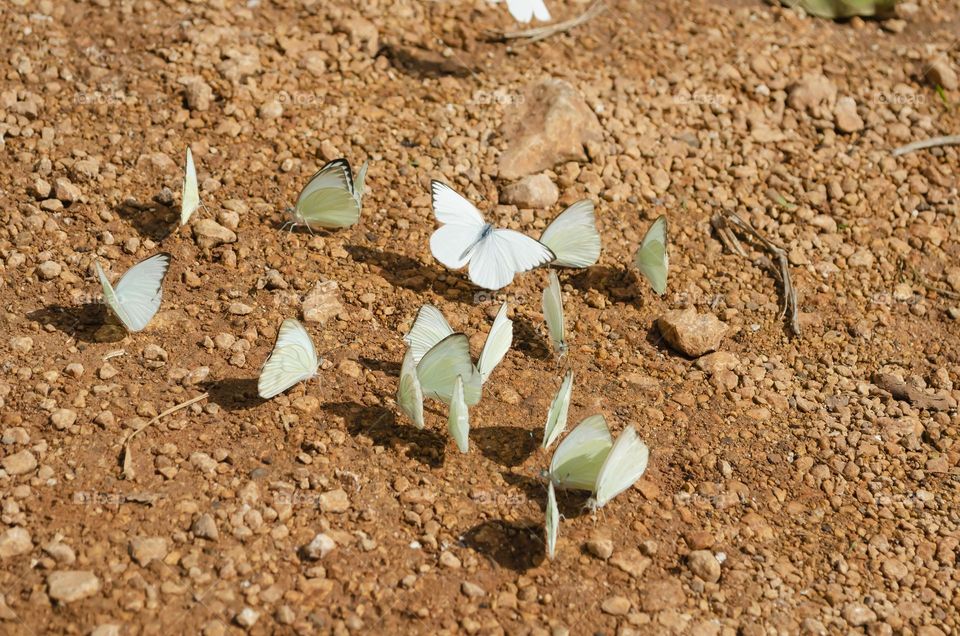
[[397, 349, 425, 429], [404, 303, 511, 384], [545, 480, 559, 560], [539, 200, 601, 268], [541, 269, 566, 355], [416, 333, 482, 406], [180, 147, 202, 226], [547, 414, 613, 491], [477, 302, 513, 383], [286, 158, 367, 231], [634, 215, 668, 295], [95, 253, 171, 332], [542, 370, 573, 450], [586, 426, 650, 511], [258, 319, 320, 399], [447, 375, 470, 453]]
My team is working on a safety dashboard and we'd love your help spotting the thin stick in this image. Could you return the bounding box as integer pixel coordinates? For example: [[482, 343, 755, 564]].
[[120, 392, 208, 479], [493, 1, 606, 45], [901, 259, 960, 301], [712, 212, 801, 336], [892, 135, 960, 157]]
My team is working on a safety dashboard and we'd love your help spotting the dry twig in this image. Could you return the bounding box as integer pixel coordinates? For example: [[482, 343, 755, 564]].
[[492, 1, 606, 45], [891, 135, 960, 157], [120, 392, 209, 479], [712, 211, 801, 336], [900, 259, 960, 301]]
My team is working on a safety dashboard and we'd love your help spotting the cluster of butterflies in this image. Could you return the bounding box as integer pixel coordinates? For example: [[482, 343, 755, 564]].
[[88, 146, 668, 560]]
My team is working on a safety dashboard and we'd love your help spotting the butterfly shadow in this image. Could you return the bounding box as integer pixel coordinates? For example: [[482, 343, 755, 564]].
[[383, 44, 473, 79], [502, 471, 593, 521], [115, 199, 176, 242], [568, 265, 643, 308], [324, 401, 446, 468], [345, 245, 444, 293], [203, 377, 265, 411], [512, 315, 552, 361], [461, 520, 545, 572], [472, 426, 538, 468], [27, 303, 119, 343], [359, 357, 400, 376]]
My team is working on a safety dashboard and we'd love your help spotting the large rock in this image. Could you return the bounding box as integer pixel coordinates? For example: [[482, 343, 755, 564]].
[[302, 281, 343, 325], [47, 571, 101, 604], [498, 79, 603, 180], [657, 307, 728, 358], [500, 173, 559, 208], [192, 219, 237, 249], [787, 75, 837, 119]]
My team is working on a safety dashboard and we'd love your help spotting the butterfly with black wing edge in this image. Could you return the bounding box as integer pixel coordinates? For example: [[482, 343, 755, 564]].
[[95, 253, 172, 333], [284, 158, 369, 232], [429, 181, 555, 291], [258, 319, 321, 399]]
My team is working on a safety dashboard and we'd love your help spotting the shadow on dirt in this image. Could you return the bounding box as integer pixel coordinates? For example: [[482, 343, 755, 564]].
[[512, 315, 551, 360], [461, 520, 544, 571], [345, 245, 445, 293], [203, 377, 264, 411], [472, 426, 538, 467], [115, 199, 176, 242], [359, 356, 400, 376], [27, 303, 117, 343], [325, 401, 446, 468], [568, 265, 642, 307], [502, 471, 592, 520]]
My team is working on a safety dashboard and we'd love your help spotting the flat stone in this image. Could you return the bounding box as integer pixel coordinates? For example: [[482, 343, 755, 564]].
[[500, 173, 560, 208], [0, 527, 33, 559], [192, 219, 237, 249], [129, 537, 168, 566], [657, 307, 728, 357], [2, 450, 37, 476], [302, 280, 343, 325], [47, 570, 101, 603], [301, 533, 336, 560]]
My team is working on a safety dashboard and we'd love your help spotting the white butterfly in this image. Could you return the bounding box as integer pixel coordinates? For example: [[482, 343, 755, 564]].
[[542, 370, 573, 450], [587, 426, 650, 510], [95, 253, 171, 333], [258, 319, 320, 399], [540, 200, 600, 268], [634, 215, 668, 295], [547, 414, 613, 492], [415, 333, 483, 406], [493, 0, 551, 23], [180, 147, 202, 226], [403, 303, 512, 385], [545, 480, 559, 560], [430, 181, 555, 290], [542, 269, 566, 355], [447, 375, 470, 453], [285, 159, 367, 231], [396, 349, 425, 429], [403, 305, 454, 365], [477, 302, 513, 383]]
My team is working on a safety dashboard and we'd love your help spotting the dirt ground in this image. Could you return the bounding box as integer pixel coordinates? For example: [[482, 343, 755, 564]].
[[1, 0, 959, 634]]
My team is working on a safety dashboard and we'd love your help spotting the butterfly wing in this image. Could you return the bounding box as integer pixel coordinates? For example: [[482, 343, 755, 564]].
[[397, 349, 425, 429], [545, 481, 559, 560], [180, 147, 200, 226], [541, 270, 566, 354], [542, 370, 573, 450], [403, 305, 455, 365], [447, 375, 470, 453], [539, 200, 600, 268], [416, 333, 482, 406], [102, 253, 171, 332], [293, 159, 360, 229], [353, 161, 369, 202], [258, 319, 319, 399], [532, 0, 551, 21], [549, 414, 613, 491], [590, 426, 650, 509], [468, 229, 554, 290], [634, 215, 668, 295], [429, 181, 487, 269], [477, 302, 513, 383]]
